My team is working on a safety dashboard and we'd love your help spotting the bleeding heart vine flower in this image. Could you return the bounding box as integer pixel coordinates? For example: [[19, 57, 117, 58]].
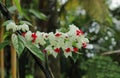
[[6, 22, 89, 58], [6, 22, 17, 32], [35, 31, 46, 45], [25, 31, 32, 41], [17, 24, 29, 32]]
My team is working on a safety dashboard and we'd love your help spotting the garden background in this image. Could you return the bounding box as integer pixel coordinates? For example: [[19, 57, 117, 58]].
[[0, 0, 120, 78]]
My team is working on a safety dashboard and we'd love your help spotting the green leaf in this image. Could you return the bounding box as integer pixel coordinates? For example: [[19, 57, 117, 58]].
[[29, 9, 47, 21], [22, 9, 31, 21], [17, 35, 25, 57], [26, 41, 45, 61], [18, 35, 45, 61], [19, 21, 32, 26], [11, 34, 25, 57], [3, 32, 11, 40], [13, 0, 23, 16], [0, 40, 10, 50], [11, 34, 18, 50], [18, 35, 26, 44]]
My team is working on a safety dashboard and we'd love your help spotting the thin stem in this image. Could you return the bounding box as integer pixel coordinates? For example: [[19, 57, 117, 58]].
[[101, 49, 120, 55], [30, 52, 53, 78], [45, 53, 54, 78]]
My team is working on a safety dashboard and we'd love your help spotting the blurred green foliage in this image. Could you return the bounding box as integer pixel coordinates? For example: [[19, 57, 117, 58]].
[[81, 56, 120, 78]]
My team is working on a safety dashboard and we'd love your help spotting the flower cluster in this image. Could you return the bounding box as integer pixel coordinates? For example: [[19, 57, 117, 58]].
[[6, 22, 29, 32], [6, 22, 89, 58]]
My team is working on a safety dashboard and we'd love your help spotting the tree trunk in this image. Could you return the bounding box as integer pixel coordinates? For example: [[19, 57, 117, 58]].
[[11, 46, 17, 78], [0, 1, 6, 78], [0, 20, 5, 78]]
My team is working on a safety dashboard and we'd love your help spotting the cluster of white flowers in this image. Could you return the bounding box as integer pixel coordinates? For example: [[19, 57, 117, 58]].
[[6, 22, 29, 32], [6, 22, 89, 58]]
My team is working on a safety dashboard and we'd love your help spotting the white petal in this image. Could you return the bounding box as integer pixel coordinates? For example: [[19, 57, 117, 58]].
[[25, 31, 32, 41], [6, 22, 17, 32], [52, 52, 58, 58], [83, 38, 89, 43], [64, 52, 72, 58]]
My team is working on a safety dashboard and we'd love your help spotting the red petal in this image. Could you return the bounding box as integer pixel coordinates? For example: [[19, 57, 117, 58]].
[[43, 49, 47, 53], [32, 39, 36, 43], [31, 33, 37, 42], [55, 33, 62, 37], [22, 32, 26, 37], [54, 48, 60, 53], [76, 30, 84, 36], [65, 48, 71, 52], [31, 33, 37, 39], [73, 47, 78, 53]]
